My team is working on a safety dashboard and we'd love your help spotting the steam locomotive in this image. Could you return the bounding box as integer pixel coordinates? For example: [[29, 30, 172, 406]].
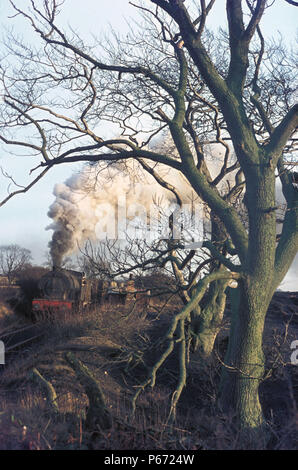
[[32, 268, 93, 315], [32, 267, 148, 316]]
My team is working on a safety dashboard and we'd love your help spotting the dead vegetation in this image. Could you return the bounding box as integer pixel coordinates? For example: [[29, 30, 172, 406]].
[[0, 293, 297, 450]]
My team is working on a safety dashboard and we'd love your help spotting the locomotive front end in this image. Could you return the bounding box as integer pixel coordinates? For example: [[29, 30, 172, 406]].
[[32, 267, 87, 317]]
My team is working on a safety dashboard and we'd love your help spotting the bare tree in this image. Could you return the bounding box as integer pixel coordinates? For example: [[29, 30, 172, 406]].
[[0, 244, 32, 284], [0, 0, 297, 439]]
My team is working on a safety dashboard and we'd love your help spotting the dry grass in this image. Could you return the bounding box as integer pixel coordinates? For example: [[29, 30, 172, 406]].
[[0, 295, 297, 450], [0, 303, 15, 328], [0, 286, 29, 333]]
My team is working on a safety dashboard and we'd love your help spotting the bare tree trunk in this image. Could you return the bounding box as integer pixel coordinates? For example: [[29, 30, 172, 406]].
[[219, 171, 277, 441], [219, 278, 271, 441], [194, 277, 228, 358], [192, 215, 230, 358]]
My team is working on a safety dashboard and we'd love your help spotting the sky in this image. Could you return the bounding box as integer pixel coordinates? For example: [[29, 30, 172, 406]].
[[0, 0, 297, 290]]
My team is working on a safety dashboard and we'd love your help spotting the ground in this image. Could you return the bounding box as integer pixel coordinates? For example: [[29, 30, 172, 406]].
[[0, 289, 297, 450]]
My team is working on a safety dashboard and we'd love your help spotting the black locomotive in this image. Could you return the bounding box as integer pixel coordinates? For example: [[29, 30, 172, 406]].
[[32, 267, 93, 314], [31, 267, 149, 316]]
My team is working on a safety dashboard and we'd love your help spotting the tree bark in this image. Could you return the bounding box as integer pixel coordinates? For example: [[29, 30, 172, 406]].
[[194, 277, 228, 358], [219, 277, 272, 438], [30, 367, 59, 415], [219, 168, 277, 438], [192, 213, 231, 358]]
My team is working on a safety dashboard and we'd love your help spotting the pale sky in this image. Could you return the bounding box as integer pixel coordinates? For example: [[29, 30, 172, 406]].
[[0, 0, 297, 290]]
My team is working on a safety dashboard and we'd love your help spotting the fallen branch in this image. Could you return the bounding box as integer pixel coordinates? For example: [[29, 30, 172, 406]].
[[30, 367, 59, 414], [64, 352, 112, 431]]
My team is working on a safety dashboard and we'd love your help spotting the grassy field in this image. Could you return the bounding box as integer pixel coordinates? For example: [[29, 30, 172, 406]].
[[0, 290, 297, 450]]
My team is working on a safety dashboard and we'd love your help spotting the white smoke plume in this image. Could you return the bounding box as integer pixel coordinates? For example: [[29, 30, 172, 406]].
[[46, 161, 201, 267], [46, 151, 297, 292]]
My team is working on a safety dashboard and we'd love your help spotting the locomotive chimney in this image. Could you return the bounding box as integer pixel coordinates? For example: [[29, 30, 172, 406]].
[[52, 264, 62, 272]]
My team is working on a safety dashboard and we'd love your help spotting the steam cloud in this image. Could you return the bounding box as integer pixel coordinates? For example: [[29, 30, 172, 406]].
[[46, 156, 297, 292], [46, 162, 200, 267]]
